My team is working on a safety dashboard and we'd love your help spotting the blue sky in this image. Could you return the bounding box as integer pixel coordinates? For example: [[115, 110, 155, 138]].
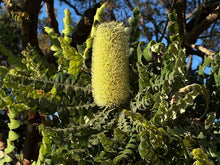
[[39, 1, 211, 75], [40, 0, 78, 33]]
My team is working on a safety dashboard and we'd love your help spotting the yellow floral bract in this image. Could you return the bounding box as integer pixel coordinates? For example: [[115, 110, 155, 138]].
[[92, 21, 129, 106]]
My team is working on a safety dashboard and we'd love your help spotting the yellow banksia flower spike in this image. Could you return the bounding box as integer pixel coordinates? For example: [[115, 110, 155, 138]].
[[92, 21, 129, 106]]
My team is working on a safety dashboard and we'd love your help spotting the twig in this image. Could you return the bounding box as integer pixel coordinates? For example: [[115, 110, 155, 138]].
[[124, 0, 134, 11], [59, 0, 82, 16], [186, 54, 192, 78], [44, 0, 59, 34], [174, 0, 187, 36], [186, 6, 199, 20], [190, 44, 216, 58], [198, 33, 220, 38], [185, 4, 220, 44]]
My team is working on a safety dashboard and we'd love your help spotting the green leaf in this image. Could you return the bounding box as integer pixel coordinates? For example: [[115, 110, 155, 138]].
[[137, 41, 146, 62], [83, 4, 105, 58], [62, 9, 73, 37], [38, 124, 44, 131], [170, 33, 180, 42], [168, 12, 177, 21], [205, 112, 216, 129], [214, 69, 220, 86], [199, 64, 205, 76], [114, 128, 127, 140], [39, 145, 49, 156], [124, 27, 133, 36], [8, 130, 19, 141], [2, 95, 14, 105], [0, 66, 9, 77], [0, 44, 26, 69], [3, 154, 13, 162], [4, 143, 15, 154], [143, 40, 155, 61], [44, 159, 52, 164], [204, 55, 213, 67], [0, 89, 6, 98], [192, 148, 214, 165], [54, 72, 65, 84], [128, 17, 138, 27], [168, 22, 179, 34], [168, 42, 178, 55], [68, 56, 83, 77], [133, 6, 140, 20], [51, 44, 61, 52], [8, 119, 22, 129], [7, 108, 19, 119]]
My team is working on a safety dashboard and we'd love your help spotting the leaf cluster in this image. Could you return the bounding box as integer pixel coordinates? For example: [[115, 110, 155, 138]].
[[0, 4, 220, 165]]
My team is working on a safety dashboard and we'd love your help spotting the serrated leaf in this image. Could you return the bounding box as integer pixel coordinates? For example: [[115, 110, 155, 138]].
[[38, 124, 44, 131], [0, 66, 9, 77], [133, 7, 140, 20], [205, 112, 216, 129], [124, 27, 133, 36], [51, 44, 61, 52], [68, 57, 83, 77], [170, 33, 180, 42], [214, 69, 220, 86], [39, 145, 48, 155], [137, 41, 145, 62], [168, 43, 178, 55], [199, 64, 205, 76], [54, 72, 65, 84], [128, 17, 138, 27], [114, 128, 127, 140], [8, 130, 19, 141], [8, 119, 22, 129], [143, 40, 155, 61], [4, 143, 15, 154], [204, 55, 213, 67], [8, 106, 19, 119], [3, 95, 14, 104], [168, 12, 177, 21], [45, 159, 52, 164], [168, 22, 179, 34], [3, 154, 13, 162], [0, 89, 6, 98]]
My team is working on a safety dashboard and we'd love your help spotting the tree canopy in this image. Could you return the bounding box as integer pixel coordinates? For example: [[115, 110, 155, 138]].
[[0, 0, 220, 164]]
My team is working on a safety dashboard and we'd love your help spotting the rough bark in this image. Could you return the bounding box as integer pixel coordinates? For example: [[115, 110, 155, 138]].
[[23, 112, 42, 163], [173, 1, 220, 57], [22, 0, 42, 50], [44, 0, 59, 34], [185, 4, 220, 44], [174, 0, 187, 36], [71, 3, 101, 48]]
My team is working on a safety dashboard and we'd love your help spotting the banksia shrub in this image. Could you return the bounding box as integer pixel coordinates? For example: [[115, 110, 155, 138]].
[[92, 21, 129, 106]]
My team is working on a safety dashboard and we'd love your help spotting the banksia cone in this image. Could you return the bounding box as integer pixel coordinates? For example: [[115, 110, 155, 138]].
[[92, 21, 129, 106]]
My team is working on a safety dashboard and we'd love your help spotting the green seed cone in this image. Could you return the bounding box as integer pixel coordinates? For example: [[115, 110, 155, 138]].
[[92, 21, 129, 106]]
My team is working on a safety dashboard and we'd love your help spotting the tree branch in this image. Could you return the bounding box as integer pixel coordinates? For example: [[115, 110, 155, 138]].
[[159, 0, 172, 13], [44, 0, 59, 34], [190, 44, 216, 58], [124, 0, 134, 11], [59, 0, 82, 16], [71, 3, 101, 47], [185, 4, 220, 44], [174, 0, 187, 36], [186, 54, 192, 78], [186, 6, 199, 20], [22, 0, 42, 50], [198, 33, 220, 38]]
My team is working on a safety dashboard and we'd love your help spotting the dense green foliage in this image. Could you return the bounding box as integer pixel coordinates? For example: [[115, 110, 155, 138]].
[[0, 4, 220, 165]]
